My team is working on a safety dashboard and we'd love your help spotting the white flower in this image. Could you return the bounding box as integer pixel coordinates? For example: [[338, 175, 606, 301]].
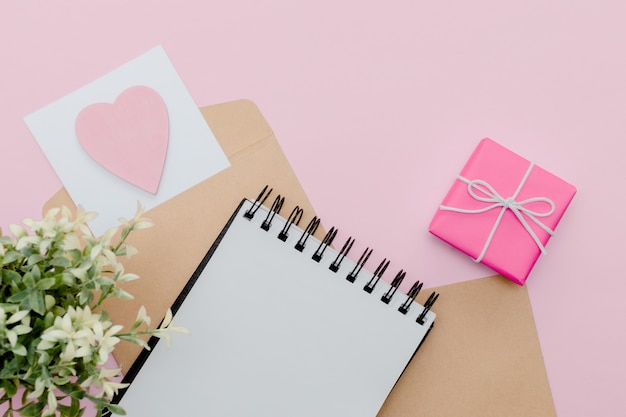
[[100, 379, 129, 400], [98, 228, 117, 247], [24, 208, 60, 236], [123, 243, 138, 259], [69, 263, 92, 281], [0, 310, 32, 352], [79, 375, 93, 389], [132, 218, 154, 230], [38, 306, 106, 362], [90, 367, 128, 400], [62, 233, 82, 251], [92, 320, 123, 365], [98, 367, 122, 379], [26, 377, 48, 399], [60, 340, 77, 362], [15, 235, 41, 251], [161, 308, 173, 328], [119, 272, 139, 283], [5, 323, 32, 348], [7, 310, 29, 325], [8, 223, 27, 238], [135, 306, 151, 327], [89, 243, 103, 260], [118, 202, 154, 231], [72, 205, 97, 236], [152, 309, 190, 347], [44, 295, 56, 310], [0, 204, 167, 416], [46, 389, 58, 415]]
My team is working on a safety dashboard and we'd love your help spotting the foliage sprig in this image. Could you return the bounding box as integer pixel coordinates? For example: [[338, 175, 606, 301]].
[[0, 205, 186, 416]]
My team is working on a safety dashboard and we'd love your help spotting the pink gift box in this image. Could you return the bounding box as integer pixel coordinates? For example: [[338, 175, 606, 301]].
[[429, 138, 576, 285]]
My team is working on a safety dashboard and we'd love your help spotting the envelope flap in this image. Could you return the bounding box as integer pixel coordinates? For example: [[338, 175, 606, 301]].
[[199, 99, 274, 159]]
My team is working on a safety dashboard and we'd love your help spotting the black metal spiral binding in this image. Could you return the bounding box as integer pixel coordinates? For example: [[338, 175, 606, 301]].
[[244, 185, 272, 220], [416, 292, 439, 325], [363, 259, 390, 293], [278, 206, 304, 241], [312, 227, 338, 262], [245, 185, 439, 324], [261, 195, 284, 231], [346, 247, 372, 283], [295, 217, 321, 252], [329, 236, 354, 272], [381, 270, 406, 304], [398, 281, 423, 314]]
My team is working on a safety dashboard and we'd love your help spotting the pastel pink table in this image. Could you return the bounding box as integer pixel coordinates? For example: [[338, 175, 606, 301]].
[[1, 2, 624, 415]]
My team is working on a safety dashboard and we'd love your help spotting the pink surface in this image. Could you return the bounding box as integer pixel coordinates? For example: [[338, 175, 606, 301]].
[[1, 1, 625, 415], [75, 86, 169, 194], [430, 138, 576, 285]]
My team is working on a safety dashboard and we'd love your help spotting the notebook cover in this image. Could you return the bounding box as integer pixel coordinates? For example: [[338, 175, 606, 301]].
[[118, 198, 435, 416], [44, 99, 556, 416]]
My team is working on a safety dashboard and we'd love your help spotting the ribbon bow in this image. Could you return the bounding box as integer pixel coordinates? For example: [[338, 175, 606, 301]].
[[439, 162, 556, 263]]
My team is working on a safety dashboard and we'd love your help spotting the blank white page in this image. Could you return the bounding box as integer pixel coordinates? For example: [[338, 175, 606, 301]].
[[118, 198, 435, 416]]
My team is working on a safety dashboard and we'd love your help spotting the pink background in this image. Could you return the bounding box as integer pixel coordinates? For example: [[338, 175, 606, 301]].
[[1, 1, 623, 415]]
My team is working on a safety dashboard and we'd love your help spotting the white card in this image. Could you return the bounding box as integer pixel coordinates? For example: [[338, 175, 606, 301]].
[[24, 46, 230, 236]]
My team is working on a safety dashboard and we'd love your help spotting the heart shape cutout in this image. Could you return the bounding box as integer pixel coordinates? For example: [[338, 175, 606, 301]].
[[75, 86, 169, 194]]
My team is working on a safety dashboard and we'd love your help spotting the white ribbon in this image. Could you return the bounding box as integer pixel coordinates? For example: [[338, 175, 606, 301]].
[[439, 162, 556, 263]]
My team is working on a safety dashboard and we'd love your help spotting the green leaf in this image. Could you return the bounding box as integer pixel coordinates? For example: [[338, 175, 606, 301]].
[[69, 388, 85, 400], [2, 379, 18, 398], [19, 388, 29, 410], [104, 403, 126, 415], [0, 357, 22, 378], [57, 404, 72, 415], [95, 277, 116, 287], [26, 254, 43, 267], [17, 400, 44, 417], [68, 249, 82, 262], [78, 289, 93, 305], [23, 273, 35, 288], [2, 250, 22, 265], [50, 256, 71, 268], [28, 290, 46, 315], [42, 311, 55, 328], [70, 397, 81, 417], [62, 272, 76, 286], [112, 288, 133, 300], [36, 278, 56, 291], [6, 290, 29, 303], [12, 344, 27, 356], [59, 399, 85, 417], [118, 335, 150, 350], [19, 246, 35, 257], [30, 265, 41, 280], [2, 270, 21, 285]]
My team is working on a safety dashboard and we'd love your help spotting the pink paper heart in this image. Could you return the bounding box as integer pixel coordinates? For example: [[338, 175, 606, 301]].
[[75, 86, 169, 194]]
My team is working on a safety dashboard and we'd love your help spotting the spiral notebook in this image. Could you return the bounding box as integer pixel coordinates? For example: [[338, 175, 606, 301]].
[[116, 186, 438, 416]]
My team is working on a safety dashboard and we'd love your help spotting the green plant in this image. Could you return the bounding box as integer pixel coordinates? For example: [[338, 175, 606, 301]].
[[0, 205, 186, 416]]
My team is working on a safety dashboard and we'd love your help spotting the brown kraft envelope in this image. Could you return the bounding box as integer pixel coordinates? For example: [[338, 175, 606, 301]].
[[379, 275, 557, 417], [44, 99, 556, 416]]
